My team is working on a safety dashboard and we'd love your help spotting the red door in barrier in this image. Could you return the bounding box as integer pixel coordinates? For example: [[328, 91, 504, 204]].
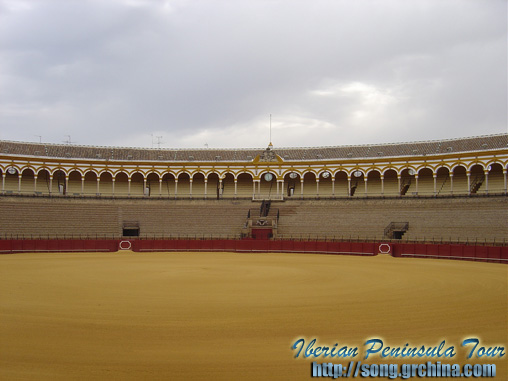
[[251, 228, 272, 240]]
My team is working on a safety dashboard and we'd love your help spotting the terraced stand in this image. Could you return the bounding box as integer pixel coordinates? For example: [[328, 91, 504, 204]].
[[1, 195, 506, 244]]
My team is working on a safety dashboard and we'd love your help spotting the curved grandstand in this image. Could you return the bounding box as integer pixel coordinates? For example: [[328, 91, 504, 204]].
[[1, 134, 507, 245]]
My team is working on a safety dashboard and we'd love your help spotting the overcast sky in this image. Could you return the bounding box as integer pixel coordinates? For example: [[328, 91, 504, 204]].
[[0, 0, 506, 149]]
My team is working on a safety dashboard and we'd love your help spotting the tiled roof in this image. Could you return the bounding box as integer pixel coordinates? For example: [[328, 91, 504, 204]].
[[1, 134, 507, 162]]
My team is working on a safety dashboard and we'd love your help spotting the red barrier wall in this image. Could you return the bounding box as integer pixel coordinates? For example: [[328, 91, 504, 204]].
[[0, 239, 118, 254], [130, 238, 378, 256], [1, 239, 506, 264], [391, 242, 507, 263]]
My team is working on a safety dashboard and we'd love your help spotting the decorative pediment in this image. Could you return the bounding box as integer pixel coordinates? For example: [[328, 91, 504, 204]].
[[252, 146, 284, 164]]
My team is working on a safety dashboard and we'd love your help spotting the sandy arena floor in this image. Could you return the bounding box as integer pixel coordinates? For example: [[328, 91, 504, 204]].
[[0, 252, 506, 380]]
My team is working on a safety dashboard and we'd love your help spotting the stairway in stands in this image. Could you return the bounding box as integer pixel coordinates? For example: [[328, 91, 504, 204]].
[[400, 178, 411, 196], [470, 175, 485, 194], [384, 222, 409, 239]]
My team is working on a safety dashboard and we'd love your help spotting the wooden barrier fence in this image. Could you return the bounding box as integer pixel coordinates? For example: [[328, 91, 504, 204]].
[[0, 239, 506, 263]]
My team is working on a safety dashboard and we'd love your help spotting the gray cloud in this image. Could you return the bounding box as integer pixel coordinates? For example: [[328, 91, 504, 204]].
[[0, 0, 506, 148]]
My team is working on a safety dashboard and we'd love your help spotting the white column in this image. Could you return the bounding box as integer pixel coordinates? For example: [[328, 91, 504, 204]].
[[467, 171, 471, 195], [189, 179, 193, 198], [415, 174, 419, 195], [503, 169, 507, 195], [484, 169, 489, 194], [252, 180, 256, 198], [276, 179, 280, 197], [332, 178, 335, 197], [65, 176, 69, 196], [300, 178, 304, 198], [280, 179, 284, 199], [347, 176, 351, 197], [234, 179, 238, 198], [433, 174, 437, 196], [397, 175, 401, 195], [364, 177, 368, 196], [128, 178, 132, 196], [380, 175, 384, 195], [316, 179, 319, 197], [49, 175, 53, 195], [204, 179, 208, 199], [143, 178, 147, 196], [34, 175, 38, 193], [96, 177, 100, 195], [81, 176, 85, 195], [18, 174, 22, 193], [219, 179, 223, 198], [159, 179, 162, 197], [174, 179, 178, 198], [112, 178, 116, 196], [2, 173, 5, 192], [449, 173, 453, 195]]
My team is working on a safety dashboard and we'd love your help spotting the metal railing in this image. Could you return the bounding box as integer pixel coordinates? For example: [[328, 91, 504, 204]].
[[0, 233, 505, 246]]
